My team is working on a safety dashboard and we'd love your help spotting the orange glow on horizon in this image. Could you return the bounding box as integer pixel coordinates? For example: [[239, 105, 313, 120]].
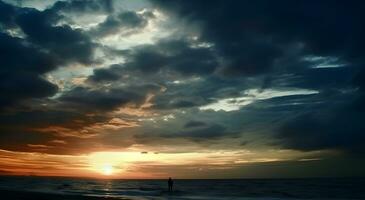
[[0, 148, 334, 179]]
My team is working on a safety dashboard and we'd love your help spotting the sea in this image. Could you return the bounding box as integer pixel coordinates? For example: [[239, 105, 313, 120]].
[[0, 176, 364, 200]]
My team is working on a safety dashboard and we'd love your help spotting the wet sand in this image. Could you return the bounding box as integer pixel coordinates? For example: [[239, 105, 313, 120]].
[[0, 189, 130, 200]]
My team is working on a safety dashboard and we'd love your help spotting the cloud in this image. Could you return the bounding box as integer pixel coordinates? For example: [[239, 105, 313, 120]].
[[0, 107, 136, 154], [0, 0, 16, 28], [0, 129, 54, 152], [88, 38, 218, 83], [87, 64, 122, 82], [0, 31, 58, 110], [276, 88, 365, 154], [51, 0, 113, 14], [126, 39, 218, 75], [0, 0, 158, 154], [0, 0, 99, 110], [184, 120, 207, 128], [200, 88, 318, 112], [90, 10, 154, 37], [16, 8, 96, 65], [152, 0, 365, 76], [144, 0, 365, 156], [59, 86, 147, 111], [135, 119, 239, 144], [171, 124, 238, 141], [1, 0, 365, 169]]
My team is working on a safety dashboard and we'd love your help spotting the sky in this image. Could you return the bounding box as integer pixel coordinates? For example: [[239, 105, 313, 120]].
[[0, 0, 365, 179]]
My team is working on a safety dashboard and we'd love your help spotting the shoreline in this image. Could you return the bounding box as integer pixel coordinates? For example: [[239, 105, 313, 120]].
[[0, 189, 130, 200]]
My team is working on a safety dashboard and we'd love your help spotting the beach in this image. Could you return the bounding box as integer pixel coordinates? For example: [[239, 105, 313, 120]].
[[0, 189, 125, 200], [0, 176, 364, 200]]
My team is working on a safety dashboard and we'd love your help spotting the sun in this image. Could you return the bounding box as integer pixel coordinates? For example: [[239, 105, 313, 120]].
[[102, 164, 113, 175], [88, 152, 124, 176]]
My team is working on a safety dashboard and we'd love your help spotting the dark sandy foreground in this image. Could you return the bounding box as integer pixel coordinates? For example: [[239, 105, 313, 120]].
[[0, 190, 130, 200]]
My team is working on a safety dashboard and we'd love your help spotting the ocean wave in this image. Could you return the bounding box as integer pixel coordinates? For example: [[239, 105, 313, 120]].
[[0, 176, 364, 200]]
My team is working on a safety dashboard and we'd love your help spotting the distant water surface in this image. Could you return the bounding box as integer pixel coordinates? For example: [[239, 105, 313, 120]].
[[0, 176, 363, 199]]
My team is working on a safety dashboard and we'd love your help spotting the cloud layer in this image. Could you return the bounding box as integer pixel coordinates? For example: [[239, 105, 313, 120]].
[[0, 0, 365, 177]]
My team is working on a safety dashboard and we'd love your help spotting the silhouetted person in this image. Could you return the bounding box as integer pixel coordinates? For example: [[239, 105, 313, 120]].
[[168, 177, 173, 192]]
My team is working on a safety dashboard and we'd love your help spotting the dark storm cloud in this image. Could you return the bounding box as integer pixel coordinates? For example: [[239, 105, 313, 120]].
[[274, 72, 365, 154], [259, 59, 365, 154], [184, 120, 207, 128], [277, 98, 365, 154], [135, 66, 361, 153], [0, 31, 58, 109], [0, 0, 154, 154], [0, 72, 58, 109], [353, 68, 365, 92], [0, 0, 98, 110], [125, 39, 218, 75], [0, 0, 106, 153], [90, 70, 248, 111], [152, 96, 207, 110], [152, 0, 365, 75], [51, 0, 113, 14], [90, 10, 154, 37], [0, 109, 106, 129], [1, 1, 100, 65], [59, 86, 147, 111], [88, 64, 121, 82], [169, 124, 238, 141], [151, 76, 249, 110], [57, 80, 161, 115], [148, 0, 365, 154], [1, 0, 365, 161], [135, 122, 238, 144], [0, 33, 57, 74], [88, 38, 218, 83], [282, 67, 355, 91], [88, 60, 245, 111], [152, 0, 286, 76], [234, 78, 365, 154], [0, 109, 110, 154], [0, 129, 54, 152], [16, 8, 95, 65], [0, 0, 16, 27]]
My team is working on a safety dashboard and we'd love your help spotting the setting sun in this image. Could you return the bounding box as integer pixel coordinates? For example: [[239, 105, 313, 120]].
[[102, 164, 113, 176]]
